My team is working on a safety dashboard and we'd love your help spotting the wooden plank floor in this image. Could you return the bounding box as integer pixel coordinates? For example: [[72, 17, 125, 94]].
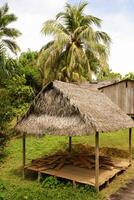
[[25, 159, 129, 187], [108, 179, 134, 200]]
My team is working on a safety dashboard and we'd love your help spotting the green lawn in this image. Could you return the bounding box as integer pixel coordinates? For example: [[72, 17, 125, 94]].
[[0, 129, 134, 200]]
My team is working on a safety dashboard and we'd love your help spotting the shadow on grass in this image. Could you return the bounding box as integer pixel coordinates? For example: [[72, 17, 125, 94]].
[[10, 167, 38, 180]]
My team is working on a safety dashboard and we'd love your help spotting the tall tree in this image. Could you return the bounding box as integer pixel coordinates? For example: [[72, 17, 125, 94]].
[[0, 3, 21, 55], [0, 3, 21, 86], [39, 1, 111, 84]]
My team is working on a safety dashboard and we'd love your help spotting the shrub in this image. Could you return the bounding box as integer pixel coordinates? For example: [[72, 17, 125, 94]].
[[42, 176, 59, 188], [0, 179, 6, 200], [0, 89, 14, 129], [0, 131, 8, 159]]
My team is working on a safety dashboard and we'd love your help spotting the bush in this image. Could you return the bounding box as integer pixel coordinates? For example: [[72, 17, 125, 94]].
[[6, 75, 34, 106], [0, 75, 35, 131], [0, 89, 14, 129], [0, 131, 8, 159], [42, 176, 60, 188], [0, 179, 6, 200]]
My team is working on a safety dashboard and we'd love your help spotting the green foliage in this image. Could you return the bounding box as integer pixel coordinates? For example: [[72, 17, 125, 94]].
[[42, 176, 61, 188], [0, 179, 6, 191], [0, 3, 21, 55], [97, 68, 134, 82], [0, 132, 8, 159], [97, 69, 122, 81], [6, 75, 34, 121], [0, 49, 41, 130], [7, 75, 34, 106], [41, 176, 97, 195], [123, 72, 134, 80], [39, 1, 111, 84], [22, 66, 41, 93], [0, 89, 14, 129], [0, 179, 6, 200], [18, 50, 42, 93], [0, 54, 20, 87], [2, 185, 99, 200], [0, 179, 99, 200], [0, 75, 35, 130], [19, 50, 38, 65], [0, 133, 7, 149]]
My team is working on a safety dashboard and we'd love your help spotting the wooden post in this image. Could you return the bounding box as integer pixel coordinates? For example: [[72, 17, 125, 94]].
[[95, 132, 99, 192], [72, 180, 76, 188], [69, 136, 72, 152], [129, 128, 132, 165], [22, 132, 26, 179], [37, 172, 42, 182]]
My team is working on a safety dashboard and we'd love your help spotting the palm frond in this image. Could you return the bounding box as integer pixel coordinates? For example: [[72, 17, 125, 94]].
[[0, 28, 21, 38], [0, 14, 17, 27], [56, 12, 66, 20], [95, 31, 111, 46], [2, 39, 21, 54], [0, 3, 21, 54], [41, 20, 69, 36], [95, 43, 109, 58], [81, 15, 102, 27], [0, 42, 6, 56], [77, 1, 88, 13], [77, 25, 95, 41], [0, 4, 8, 17], [39, 40, 54, 53], [39, 46, 61, 84]]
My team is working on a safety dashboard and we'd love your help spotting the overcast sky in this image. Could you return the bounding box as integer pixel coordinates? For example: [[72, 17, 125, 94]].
[[1, 0, 134, 75]]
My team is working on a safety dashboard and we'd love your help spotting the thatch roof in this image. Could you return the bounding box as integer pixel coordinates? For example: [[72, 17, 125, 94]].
[[16, 80, 134, 136]]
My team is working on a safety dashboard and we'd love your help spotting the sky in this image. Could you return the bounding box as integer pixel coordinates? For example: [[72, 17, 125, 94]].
[[1, 0, 134, 75]]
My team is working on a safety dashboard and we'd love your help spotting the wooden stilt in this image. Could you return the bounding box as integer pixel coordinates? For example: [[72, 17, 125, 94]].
[[95, 131, 99, 192], [69, 136, 72, 152], [22, 132, 26, 179], [37, 172, 42, 182], [129, 128, 132, 165], [72, 180, 76, 188], [106, 180, 110, 187]]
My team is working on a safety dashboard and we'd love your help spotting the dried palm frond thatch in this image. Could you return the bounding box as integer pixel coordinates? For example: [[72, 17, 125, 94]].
[[15, 81, 134, 135]]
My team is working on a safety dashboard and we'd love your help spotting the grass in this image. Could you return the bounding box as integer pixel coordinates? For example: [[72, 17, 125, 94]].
[[0, 129, 134, 200]]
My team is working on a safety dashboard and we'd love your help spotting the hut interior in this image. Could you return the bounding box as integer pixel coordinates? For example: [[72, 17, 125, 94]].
[[15, 81, 134, 191]]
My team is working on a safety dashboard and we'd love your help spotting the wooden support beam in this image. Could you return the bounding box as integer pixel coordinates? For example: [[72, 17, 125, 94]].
[[72, 180, 76, 188], [69, 136, 72, 152], [95, 131, 99, 192], [22, 132, 26, 179], [129, 128, 132, 165], [37, 172, 42, 182]]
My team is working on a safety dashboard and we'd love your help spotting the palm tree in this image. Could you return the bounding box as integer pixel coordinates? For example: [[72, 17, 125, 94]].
[[0, 3, 21, 86], [0, 3, 21, 55], [39, 1, 111, 84]]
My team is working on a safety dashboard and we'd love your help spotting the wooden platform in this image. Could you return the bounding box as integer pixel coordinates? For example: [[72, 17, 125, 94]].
[[25, 159, 130, 188]]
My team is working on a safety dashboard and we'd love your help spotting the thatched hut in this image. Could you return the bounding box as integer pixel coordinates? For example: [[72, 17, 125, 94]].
[[16, 80, 134, 191]]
